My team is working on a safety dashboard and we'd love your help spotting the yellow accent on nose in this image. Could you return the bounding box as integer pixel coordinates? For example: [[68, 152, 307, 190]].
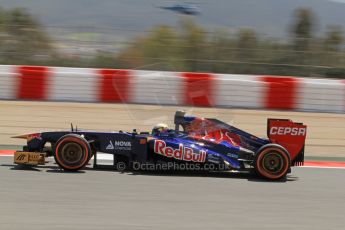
[[11, 134, 29, 139]]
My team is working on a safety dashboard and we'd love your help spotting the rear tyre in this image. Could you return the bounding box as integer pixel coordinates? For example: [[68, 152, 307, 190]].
[[254, 144, 291, 180], [54, 134, 91, 171]]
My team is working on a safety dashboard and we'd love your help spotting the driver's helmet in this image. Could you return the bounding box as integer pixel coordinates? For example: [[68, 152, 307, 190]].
[[152, 123, 169, 135]]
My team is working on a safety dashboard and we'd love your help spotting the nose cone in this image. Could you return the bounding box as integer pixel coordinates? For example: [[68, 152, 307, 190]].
[[11, 134, 29, 139], [12, 133, 41, 141]]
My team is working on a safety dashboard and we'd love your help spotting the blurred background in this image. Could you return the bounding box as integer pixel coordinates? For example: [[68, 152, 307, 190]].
[[0, 0, 344, 155], [0, 2, 344, 230], [0, 0, 344, 78]]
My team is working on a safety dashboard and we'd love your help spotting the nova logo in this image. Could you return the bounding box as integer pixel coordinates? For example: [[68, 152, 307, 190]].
[[16, 154, 26, 161], [106, 141, 114, 150], [106, 141, 131, 150], [114, 141, 131, 147], [270, 127, 306, 136]]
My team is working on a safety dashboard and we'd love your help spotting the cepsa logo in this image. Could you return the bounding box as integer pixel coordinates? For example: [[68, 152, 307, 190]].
[[270, 127, 306, 136], [154, 140, 206, 163]]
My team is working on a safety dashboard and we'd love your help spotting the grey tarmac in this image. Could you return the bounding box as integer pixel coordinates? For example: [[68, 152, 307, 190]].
[[1, 100, 345, 230], [0, 156, 344, 230]]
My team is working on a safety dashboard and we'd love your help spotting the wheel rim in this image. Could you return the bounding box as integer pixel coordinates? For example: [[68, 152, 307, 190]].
[[60, 142, 84, 164], [261, 152, 284, 175]]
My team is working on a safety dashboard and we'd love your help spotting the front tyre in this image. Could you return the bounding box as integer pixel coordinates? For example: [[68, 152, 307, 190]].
[[254, 144, 291, 180], [54, 134, 91, 171]]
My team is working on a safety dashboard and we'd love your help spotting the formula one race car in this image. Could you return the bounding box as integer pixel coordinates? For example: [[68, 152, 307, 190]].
[[12, 111, 307, 180]]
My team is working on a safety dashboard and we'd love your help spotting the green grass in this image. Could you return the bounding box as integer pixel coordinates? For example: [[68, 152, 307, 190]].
[[0, 145, 21, 150]]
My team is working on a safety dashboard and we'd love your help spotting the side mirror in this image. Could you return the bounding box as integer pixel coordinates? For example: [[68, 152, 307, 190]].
[[174, 110, 186, 131]]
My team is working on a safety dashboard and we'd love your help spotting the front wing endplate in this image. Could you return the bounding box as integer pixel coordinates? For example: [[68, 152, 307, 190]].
[[14, 151, 46, 165]]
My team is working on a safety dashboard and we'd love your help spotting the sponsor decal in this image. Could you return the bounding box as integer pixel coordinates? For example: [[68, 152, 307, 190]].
[[139, 139, 147, 144], [14, 152, 45, 165], [16, 154, 26, 161], [29, 154, 41, 160], [114, 141, 131, 150], [207, 154, 221, 164], [270, 127, 306, 136], [107, 140, 132, 151], [154, 140, 206, 163], [106, 140, 114, 150], [227, 153, 238, 159]]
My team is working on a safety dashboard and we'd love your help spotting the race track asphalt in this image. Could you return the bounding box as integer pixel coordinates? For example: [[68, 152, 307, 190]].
[[1, 100, 345, 229], [0, 156, 344, 230]]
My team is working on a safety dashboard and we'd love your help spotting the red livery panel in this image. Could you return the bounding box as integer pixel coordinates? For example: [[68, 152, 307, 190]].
[[267, 119, 307, 161]]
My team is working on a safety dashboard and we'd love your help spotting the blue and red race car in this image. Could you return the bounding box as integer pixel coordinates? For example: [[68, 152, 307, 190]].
[[13, 111, 307, 180]]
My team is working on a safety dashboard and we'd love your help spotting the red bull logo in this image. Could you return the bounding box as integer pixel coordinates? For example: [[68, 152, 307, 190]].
[[154, 140, 206, 163]]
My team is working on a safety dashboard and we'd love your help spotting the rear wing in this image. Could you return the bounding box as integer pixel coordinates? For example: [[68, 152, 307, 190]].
[[267, 119, 307, 166]]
